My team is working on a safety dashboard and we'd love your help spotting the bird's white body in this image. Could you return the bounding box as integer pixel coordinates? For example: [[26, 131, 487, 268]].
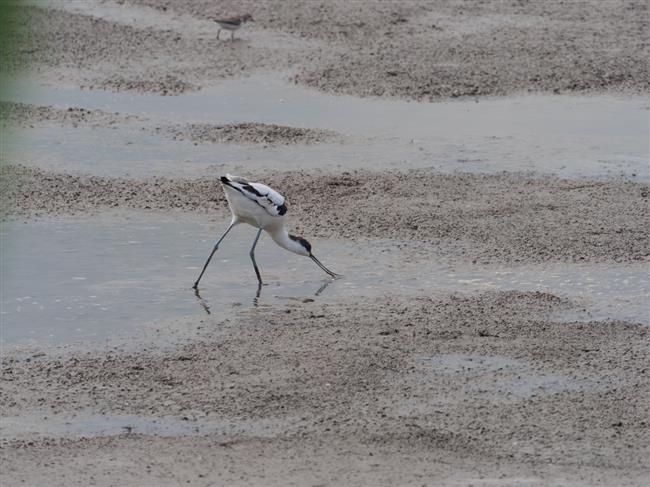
[[220, 174, 306, 255], [192, 174, 338, 289], [223, 183, 274, 227], [222, 176, 284, 226]]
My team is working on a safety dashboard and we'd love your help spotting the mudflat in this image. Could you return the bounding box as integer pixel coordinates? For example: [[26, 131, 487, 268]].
[[6, 0, 648, 98], [1, 1, 649, 486]]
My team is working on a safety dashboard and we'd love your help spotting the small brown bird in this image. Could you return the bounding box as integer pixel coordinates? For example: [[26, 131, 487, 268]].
[[212, 14, 254, 40]]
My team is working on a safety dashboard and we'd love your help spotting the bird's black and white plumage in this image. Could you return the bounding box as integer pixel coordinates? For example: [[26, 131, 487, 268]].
[[192, 174, 340, 290], [220, 174, 287, 217]]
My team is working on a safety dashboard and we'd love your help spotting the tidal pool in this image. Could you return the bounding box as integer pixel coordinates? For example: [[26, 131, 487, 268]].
[[2, 212, 647, 347], [0, 411, 303, 439], [2, 73, 647, 180]]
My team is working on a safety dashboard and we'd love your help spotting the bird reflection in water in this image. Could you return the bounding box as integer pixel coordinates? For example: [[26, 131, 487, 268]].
[[193, 287, 212, 314], [193, 279, 332, 315]]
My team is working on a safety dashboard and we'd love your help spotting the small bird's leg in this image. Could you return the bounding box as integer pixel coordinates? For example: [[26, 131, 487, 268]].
[[231, 31, 235, 41], [193, 222, 236, 289], [249, 228, 263, 285], [217, 29, 221, 39]]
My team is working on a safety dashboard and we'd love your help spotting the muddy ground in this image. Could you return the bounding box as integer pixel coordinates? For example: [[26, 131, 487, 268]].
[[1, 1, 649, 486], [3, 165, 648, 265], [0, 101, 141, 128], [3, 0, 649, 98], [3, 292, 649, 486], [159, 122, 340, 145]]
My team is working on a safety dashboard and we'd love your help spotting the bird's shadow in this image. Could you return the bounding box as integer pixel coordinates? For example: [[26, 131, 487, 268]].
[[193, 279, 335, 314]]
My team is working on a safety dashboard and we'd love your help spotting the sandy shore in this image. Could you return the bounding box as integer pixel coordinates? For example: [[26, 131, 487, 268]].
[[2, 164, 649, 484], [0, 100, 339, 146], [4, 1, 649, 98], [0, 101, 144, 128], [159, 122, 339, 145], [3, 292, 649, 486], [4, 165, 648, 264], [1, 1, 649, 486]]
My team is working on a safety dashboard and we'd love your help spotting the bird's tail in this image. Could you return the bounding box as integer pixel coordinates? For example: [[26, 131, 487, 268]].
[[224, 173, 248, 184]]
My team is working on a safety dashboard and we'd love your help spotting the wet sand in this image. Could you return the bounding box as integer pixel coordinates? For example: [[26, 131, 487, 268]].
[[0, 101, 144, 128], [1, 1, 650, 486], [7, 0, 648, 98], [4, 165, 648, 264], [3, 292, 649, 486], [159, 122, 339, 145]]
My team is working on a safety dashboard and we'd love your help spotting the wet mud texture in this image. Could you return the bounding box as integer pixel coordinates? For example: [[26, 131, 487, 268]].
[[4, 6, 301, 95], [4, 165, 649, 265], [2, 2, 649, 485], [0, 101, 143, 128], [1, 101, 337, 145], [2, 291, 649, 486], [4, 0, 649, 99], [158, 122, 339, 145]]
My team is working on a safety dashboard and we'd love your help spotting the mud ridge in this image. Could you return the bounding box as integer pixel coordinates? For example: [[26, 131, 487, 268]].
[[0, 101, 143, 128], [3, 165, 648, 264], [158, 122, 339, 145]]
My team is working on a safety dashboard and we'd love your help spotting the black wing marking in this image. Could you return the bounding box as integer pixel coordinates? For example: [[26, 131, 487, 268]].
[[220, 176, 288, 216]]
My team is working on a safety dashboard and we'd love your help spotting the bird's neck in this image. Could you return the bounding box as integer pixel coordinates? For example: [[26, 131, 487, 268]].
[[268, 228, 304, 255]]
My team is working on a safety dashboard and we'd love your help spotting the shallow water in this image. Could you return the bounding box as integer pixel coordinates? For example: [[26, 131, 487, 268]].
[[414, 354, 608, 398], [2, 74, 648, 180], [2, 7, 648, 346], [395, 354, 610, 413], [0, 212, 339, 345], [0, 411, 301, 439], [2, 212, 648, 347]]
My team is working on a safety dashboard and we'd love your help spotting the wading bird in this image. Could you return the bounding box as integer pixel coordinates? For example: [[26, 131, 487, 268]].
[[192, 175, 339, 290], [211, 14, 254, 40]]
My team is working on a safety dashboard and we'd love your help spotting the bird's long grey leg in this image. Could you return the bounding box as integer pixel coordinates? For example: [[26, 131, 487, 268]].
[[193, 222, 236, 289], [253, 281, 262, 307], [249, 228, 263, 285], [217, 29, 221, 39]]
